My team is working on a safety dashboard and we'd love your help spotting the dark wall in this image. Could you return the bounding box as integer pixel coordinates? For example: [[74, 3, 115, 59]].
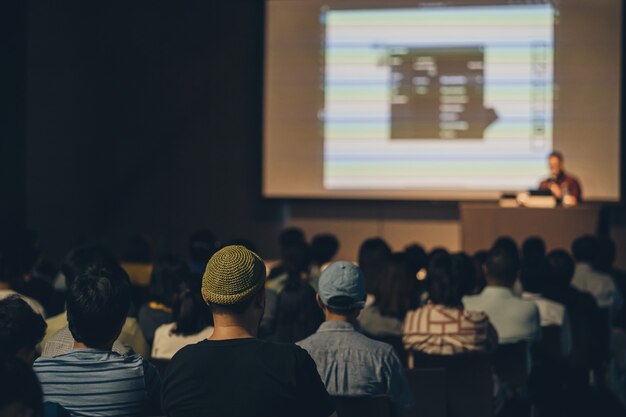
[[1, 1, 28, 236], [26, 1, 284, 260]]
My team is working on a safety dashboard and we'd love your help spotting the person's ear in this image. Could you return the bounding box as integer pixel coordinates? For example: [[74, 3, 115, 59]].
[[316, 293, 325, 311]]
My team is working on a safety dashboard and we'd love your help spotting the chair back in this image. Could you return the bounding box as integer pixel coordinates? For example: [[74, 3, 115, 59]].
[[331, 395, 391, 417], [409, 352, 493, 417], [405, 368, 446, 417], [492, 341, 529, 392]]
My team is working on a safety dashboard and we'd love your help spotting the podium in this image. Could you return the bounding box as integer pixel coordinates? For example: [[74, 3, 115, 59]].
[[460, 203, 602, 254]]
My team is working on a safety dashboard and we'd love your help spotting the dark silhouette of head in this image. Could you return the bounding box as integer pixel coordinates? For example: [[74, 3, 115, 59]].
[[67, 266, 131, 349], [429, 253, 474, 307], [486, 237, 520, 287], [311, 234, 339, 267], [571, 235, 598, 264], [546, 249, 576, 289], [358, 237, 392, 295]]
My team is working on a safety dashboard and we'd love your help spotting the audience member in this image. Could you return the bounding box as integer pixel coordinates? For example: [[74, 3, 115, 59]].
[[120, 234, 154, 289], [545, 250, 609, 386], [358, 237, 392, 306], [151, 270, 214, 359], [520, 254, 572, 357], [0, 244, 46, 317], [138, 255, 188, 345], [594, 237, 626, 328], [270, 240, 322, 343], [473, 249, 489, 294], [42, 244, 149, 358], [0, 296, 47, 365], [571, 235, 623, 311], [404, 253, 498, 356], [359, 253, 419, 338], [404, 244, 429, 299], [309, 233, 339, 291], [34, 266, 161, 416], [463, 239, 541, 344], [188, 229, 220, 275], [298, 261, 414, 416], [267, 227, 307, 280], [0, 355, 44, 417], [162, 246, 336, 417]]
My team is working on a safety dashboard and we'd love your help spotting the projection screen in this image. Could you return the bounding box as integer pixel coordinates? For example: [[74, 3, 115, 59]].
[[264, 0, 622, 201]]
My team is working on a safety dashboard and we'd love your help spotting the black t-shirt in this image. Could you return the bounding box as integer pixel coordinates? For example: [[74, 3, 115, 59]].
[[162, 338, 335, 417]]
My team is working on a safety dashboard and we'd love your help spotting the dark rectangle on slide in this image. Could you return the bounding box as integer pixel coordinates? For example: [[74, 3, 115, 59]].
[[389, 46, 496, 140]]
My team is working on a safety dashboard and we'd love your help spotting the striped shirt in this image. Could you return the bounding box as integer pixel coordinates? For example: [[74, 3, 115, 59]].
[[33, 349, 161, 417], [403, 303, 498, 357]]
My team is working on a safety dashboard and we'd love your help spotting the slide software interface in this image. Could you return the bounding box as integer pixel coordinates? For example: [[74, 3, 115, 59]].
[[322, 4, 554, 190]]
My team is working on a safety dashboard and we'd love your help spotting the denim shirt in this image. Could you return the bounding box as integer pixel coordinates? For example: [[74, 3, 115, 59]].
[[297, 320, 414, 413]]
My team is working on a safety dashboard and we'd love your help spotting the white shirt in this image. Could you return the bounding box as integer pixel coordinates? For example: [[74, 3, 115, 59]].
[[0, 289, 46, 317], [572, 263, 623, 310], [151, 323, 214, 360], [522, 292, 572, 356]]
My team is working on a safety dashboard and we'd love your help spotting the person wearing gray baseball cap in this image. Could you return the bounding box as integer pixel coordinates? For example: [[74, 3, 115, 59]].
[[298, 261, 415, 416]]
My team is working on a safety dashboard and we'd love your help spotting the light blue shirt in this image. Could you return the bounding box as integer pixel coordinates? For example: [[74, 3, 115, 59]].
[[297, 321, 414, 413], [463, 286, 541, 344]]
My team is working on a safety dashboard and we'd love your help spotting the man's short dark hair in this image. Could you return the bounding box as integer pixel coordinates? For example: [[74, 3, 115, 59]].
[[323, 296, 361, 316], [0, 296, 46, 357], [549, 151, 564, 161], [67, 266, 131, 349], [547, 249, 576, 288], [0, 355, 43, 416], [571, 235, 598, 263], [487, 237, 520, 286]]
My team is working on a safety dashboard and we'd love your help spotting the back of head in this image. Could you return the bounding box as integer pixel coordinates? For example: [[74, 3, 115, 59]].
[[311, 234, 339, 266], [122, 234, 153, 263], [358, 237, 392, 295], [202, 245, 266, 315], [376, 253, 419, 319], [61, 244, 119, 289], [522, 236, 546, 262], [0, 296, 47, 359], [67, 266, 131, 349], [486, 238, 520, 287], [520, 237, 548, 294], [546, 249, 576, 289], [0, 355, 43, 417], [172, 272, 213, 336], [593, 237, 616, 272], [282, 239, 311, 287], [318, 261, 366, 317], [571, 235, 598, 263], [188, 229, 220, 264], [428, 253, 469, 307], [149, 255, 189, 306], [279, 227, 306, 250]]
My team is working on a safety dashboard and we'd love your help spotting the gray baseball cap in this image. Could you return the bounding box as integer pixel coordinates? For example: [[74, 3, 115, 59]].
[[318, 261, 366, 311]]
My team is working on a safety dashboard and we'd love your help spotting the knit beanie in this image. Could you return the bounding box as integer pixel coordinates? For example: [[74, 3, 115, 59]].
[[202, 245, 266, 305]]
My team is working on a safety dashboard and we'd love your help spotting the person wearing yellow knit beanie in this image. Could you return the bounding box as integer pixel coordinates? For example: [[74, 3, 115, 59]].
[[162, 245, 337, 417]]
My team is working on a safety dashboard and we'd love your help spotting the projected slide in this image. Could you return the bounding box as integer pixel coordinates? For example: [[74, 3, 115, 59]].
[[323, 4, 554, 190]]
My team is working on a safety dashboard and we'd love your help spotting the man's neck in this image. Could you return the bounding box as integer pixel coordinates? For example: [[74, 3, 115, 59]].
[[323, 313, 356, 325], [209, 315, 258, 341], [0, 282, 11, 290], [73, 341, 113, 350]]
